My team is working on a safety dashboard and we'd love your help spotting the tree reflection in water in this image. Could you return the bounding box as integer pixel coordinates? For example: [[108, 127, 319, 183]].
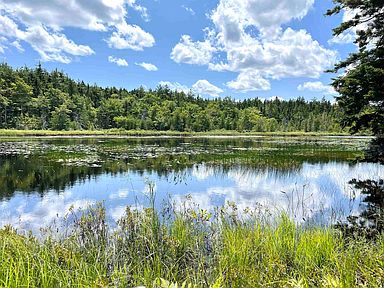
[[364, 137, 384, 164], [337, 179, 384, 238]]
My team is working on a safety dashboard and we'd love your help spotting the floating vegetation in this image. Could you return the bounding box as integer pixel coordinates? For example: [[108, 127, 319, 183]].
[[0, 137, 371, 201], [57, 157, 103, 167]]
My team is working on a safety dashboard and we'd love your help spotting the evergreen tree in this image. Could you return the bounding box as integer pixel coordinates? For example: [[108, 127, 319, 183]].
[[327, 0, 384, 137], [0, 63, 343, 133]]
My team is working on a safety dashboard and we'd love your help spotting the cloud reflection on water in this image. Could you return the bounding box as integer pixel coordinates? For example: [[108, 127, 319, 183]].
[[0, 161, 383, 232], [174, 162, 383, 223]]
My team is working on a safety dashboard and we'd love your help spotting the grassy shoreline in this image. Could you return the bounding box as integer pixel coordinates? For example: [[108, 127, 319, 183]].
[[0, 129, 356, 138], [1, 204, 383, 287]]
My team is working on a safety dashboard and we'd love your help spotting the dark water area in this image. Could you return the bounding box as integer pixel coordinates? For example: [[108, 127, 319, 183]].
[[0, 136, 382, 232]]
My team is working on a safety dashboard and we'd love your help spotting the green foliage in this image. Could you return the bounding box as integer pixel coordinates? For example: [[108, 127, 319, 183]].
[[1, 203, 384, 287], [50, 104, 71, 130], [327, 0, 384, 137], [0, 63, 343, 133]]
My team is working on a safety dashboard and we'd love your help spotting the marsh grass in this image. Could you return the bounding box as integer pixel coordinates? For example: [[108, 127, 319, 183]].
[[1, 202, 384, 287]]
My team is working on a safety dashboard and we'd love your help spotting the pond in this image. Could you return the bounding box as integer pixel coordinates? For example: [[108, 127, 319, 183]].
[[0, 136, 383, 232]]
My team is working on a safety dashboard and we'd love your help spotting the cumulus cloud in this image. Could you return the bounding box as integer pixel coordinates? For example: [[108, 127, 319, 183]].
[[0, 15, 94, 63], [0, 0, 150, 30], [25, 25, 95, 63], [108, 56, 129, 67], [0, 15, 22, 38], [158, 81, 191, 94], [159, 79, 223, 97], [107, 22, 155, 51], [135, 62, 158, 71], [171, 35, 216, 65], [211, 0, 314, 40], [1, 0, 118, 31], [328, 31, 355, 45], [328, 8, 367, 45], [171, 0, 336, 92], [192, 80, 223, 97], [297, 81, 337, 95], [127, 0, 150, 22], [227, 71, 271, 92], [0, 0, 154, 62]]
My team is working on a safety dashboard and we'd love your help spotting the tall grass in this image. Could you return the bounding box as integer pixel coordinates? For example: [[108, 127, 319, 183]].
[[1, 203, 383, 287]]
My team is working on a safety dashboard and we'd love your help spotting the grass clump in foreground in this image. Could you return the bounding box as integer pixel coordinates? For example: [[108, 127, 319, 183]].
[[1, 203, 384, 287]]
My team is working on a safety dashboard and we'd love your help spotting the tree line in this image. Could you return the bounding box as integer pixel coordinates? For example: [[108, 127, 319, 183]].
[[0, 63, 343, 132]]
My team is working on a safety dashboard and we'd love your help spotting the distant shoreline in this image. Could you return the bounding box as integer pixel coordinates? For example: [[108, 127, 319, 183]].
[[0, 129, 365, 138]]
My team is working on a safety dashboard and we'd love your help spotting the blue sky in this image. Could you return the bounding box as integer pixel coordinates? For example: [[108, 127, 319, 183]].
[[0, 0, 356, 101]]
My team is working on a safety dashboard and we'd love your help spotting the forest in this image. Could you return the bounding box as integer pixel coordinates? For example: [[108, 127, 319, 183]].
[[0, 63, 343, 133]]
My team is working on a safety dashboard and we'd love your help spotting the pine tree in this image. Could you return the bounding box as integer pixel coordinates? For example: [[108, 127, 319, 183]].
[[327, 0, 384, 137]]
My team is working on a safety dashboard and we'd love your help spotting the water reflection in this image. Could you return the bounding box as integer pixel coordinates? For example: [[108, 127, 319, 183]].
[[176, 163, 383, 222], [335, 178, 384, 238], [0, 137, 381, 231]]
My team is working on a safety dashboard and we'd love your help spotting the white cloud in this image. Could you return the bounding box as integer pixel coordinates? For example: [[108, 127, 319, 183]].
[[328, 31, 355, 45], [109, 189, 129, 200], [0, 14, 22, 37], [0, 15, 94, 63], [171, 0, 336, 92], [158, 81, 191, 94], [24, 25, 95, 63], [0, 35, 12, 53], [217, 27, 337, 91], [108, 56, 128, 67], [0, 37, 7, 53], [11, 40, 24, 52], [110, 205, 127, 222], [211, 0, 314, 39], [0, 0, 154, 62], [0, 0, 150, 31], [328, 8, 367, 45], [135, 62, 158, 71], [297, 81, 337, 95], [171, 162, 384, 223], [269, 96, 284, 101], [171, 35, 216, 65], [1, 0, 120, 31], [192, 80, 223, 97], [107, 22, 155, 51], [0, 190, 96, 233], [192, 165, 216, 181], [227, 71, 271, 92], [127, 0, 150, 22]]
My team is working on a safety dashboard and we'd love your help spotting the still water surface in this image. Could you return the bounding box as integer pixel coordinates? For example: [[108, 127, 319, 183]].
[[0, 136, 383, 231]]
